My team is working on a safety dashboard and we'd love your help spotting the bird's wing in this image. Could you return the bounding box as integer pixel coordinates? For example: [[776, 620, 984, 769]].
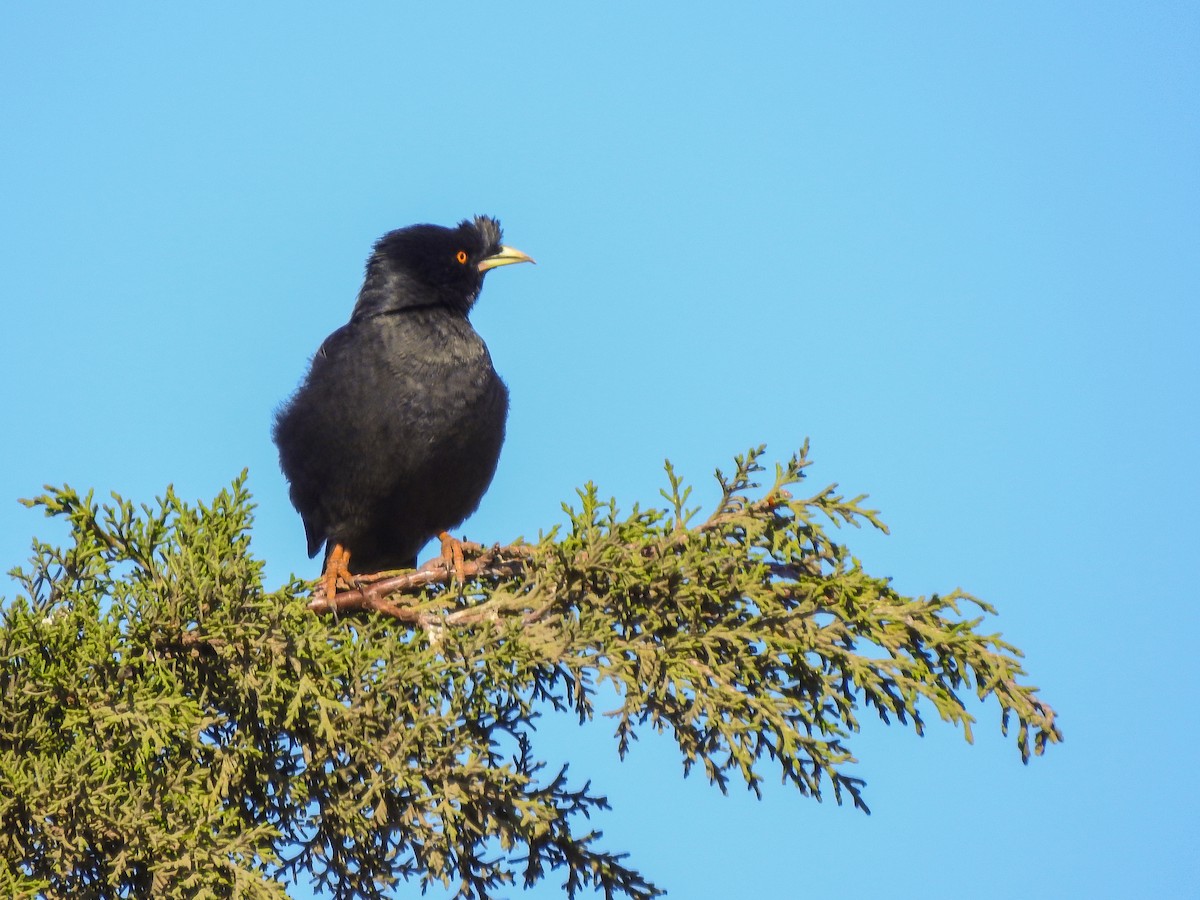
[[275, 323, 368, 559]]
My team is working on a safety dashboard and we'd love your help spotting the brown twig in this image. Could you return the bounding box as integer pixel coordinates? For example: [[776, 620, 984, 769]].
[[305, 488, 798, 626], [306, 542, 533, 624]]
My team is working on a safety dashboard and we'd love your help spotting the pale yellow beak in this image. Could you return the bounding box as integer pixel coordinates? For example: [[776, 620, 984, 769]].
[[477, 245, 536, 272]]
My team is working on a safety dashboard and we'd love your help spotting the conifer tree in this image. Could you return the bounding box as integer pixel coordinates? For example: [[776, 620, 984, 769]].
[[0, 445, 1061, 899]]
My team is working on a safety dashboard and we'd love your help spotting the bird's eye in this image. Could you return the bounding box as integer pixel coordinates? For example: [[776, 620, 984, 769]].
[[456, 250, 468, 264]]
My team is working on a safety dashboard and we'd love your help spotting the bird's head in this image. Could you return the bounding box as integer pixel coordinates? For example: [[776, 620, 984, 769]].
[[355, 215, 534, 318]]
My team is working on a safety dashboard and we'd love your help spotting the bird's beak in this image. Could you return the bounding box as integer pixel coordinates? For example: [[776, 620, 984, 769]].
[[478, 245, 536, 272]]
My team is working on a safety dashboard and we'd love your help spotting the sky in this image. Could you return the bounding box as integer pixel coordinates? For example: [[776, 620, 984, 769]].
[[2, 3, 1197, 898]]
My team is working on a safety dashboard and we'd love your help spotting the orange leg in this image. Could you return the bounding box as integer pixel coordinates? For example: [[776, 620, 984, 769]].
[[322, 543, 353, 598], [438, 531, 467, 583]]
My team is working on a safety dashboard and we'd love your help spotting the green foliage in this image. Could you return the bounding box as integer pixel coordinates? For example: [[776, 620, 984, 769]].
[[0, 445, 1061, 899]]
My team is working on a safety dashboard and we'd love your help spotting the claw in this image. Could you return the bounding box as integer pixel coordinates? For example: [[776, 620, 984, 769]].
[[438, 531, 467, 583], [322, 543, 353, 598]]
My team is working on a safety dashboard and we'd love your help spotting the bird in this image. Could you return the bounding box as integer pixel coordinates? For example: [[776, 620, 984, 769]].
[[272, 215, 534, 599]]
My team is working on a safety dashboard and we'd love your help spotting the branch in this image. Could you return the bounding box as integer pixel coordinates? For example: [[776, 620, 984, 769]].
[[306, 542, 533, 626]]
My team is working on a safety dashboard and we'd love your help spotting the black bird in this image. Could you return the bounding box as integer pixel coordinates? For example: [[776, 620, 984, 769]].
[[273, 215, 534, 598]]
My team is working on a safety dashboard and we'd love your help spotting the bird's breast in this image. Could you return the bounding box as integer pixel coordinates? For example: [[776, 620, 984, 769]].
[[383, 314, 497, 389], [369, 311, 508, 440]]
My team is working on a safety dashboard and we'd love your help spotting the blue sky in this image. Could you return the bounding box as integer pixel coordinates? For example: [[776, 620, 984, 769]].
[[3, 3, 1197, 898]]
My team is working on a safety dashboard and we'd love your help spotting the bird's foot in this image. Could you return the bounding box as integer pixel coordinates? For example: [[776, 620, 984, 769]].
[[322, 543, 354, 598], [437, 531, 467, 583]]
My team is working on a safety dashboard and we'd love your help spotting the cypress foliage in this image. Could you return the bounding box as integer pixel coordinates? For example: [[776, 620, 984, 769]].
[[0, 445, 1060, 899]]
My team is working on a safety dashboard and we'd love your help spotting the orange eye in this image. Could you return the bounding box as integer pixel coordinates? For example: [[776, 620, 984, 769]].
[[456, 250, 468, 264]]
